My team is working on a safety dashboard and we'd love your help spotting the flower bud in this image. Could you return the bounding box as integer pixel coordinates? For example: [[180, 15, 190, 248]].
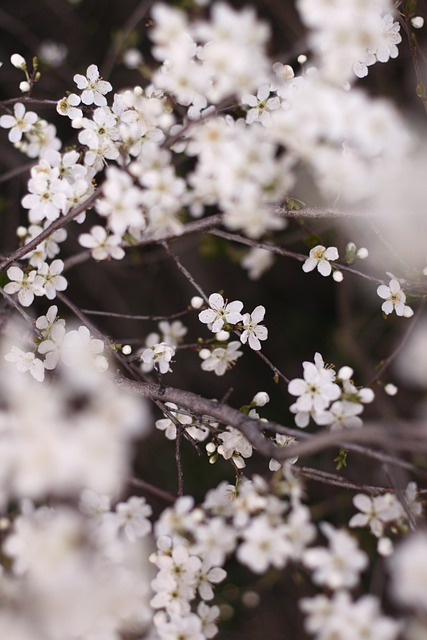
[[333, 270, 344, 282], [191, 296, 204, 309], [384, 383, 398, 396], [411, 16, 424, 29], [357, 247, 369, 259], [19, 81, 31, 93], [338, 366, 353, 381], [252, 391, 270, 406], [206, 442, 216, 454], [215, 330, 230, 341], [11, 53, 26, 70]]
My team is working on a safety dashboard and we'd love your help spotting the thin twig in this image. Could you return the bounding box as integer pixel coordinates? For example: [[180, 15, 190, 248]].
[[0, 162, 35, 184], [161, 241, 209, 303], [63, 214, 224, 272], [399, 8, 427, 117], [128, 477, 176, 503], [210, 228, 384, 285], [175, 427, 184, 496], [101, 0, 155, 79], [0, 189, 100, 272], [369, 299, 427, 385], [300, 466, 396, 494], [81, 308, 191, 321]]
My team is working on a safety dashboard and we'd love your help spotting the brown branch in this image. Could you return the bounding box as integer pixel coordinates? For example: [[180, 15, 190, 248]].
[[115, 376, 427, 462], [369, 299, 427, 385], [0, 189, 101, 272], [209, 228, 384, 285], [0, 162, 35, 184], [81, 308, 191, 322], [273, 206, 368, 219], [161, 240, 209, 304], [63, 214, 224, 272], [128, 476, 176, 503], [101, 0, 156, 79], [300, 466, 396, 494], [399, 9, 427, 117]]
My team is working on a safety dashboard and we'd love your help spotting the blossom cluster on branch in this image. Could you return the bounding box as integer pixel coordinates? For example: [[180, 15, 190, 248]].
[[0, 1, 426, 639]]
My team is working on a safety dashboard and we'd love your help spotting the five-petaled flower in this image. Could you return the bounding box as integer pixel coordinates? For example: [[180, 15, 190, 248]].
[[240, 305, 268, 350], [73, 64, 112, 107], [302, 245, 339, 277], [377, 278, 413, 317], [199, 293, 243, 333], [141, 342, 175, 374], [0, 102, 38, 143], [4, 266, 44, 306]]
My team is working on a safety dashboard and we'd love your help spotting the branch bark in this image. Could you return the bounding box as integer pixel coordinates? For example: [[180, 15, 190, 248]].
[[116, 376, 427, 462]]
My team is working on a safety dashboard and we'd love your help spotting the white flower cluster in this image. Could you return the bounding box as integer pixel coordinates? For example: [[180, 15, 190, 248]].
[[265, 73, 410, 202], [151, 3, 270, 105], [0, 101, 60, 157], [4, 260, 67, 307], [156, 402, 209, 442], [2, 499, 152, 640], [4, 306, 109, 382], [0, 353, 149, 503], [149, 467, 315, 639], [288, 353, 374, 429], [137, 318, 188, 375], [197, 293, 268, 376], [301, 590, 400, 640], [185, 113, 294, 237], [296, 0, 401, 82], [349, 482, 423, 555], [0, 5, 423, 639]]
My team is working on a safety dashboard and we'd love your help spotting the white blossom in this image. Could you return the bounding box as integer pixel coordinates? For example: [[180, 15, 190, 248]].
[[0, 103, 37, 143], [200, 341, 242, 376], [303, 245, 339, 277], [199, 293, 243, 333], [141, 342, 175, 374], [303, 523, 368, 590], [4, 266, 45, 307], [73, 64, 112, 106], [377, 278, 413, 317], [240, 305, 268, 351]]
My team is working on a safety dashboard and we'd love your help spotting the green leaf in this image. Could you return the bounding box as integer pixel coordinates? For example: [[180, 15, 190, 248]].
[[303, 233, 323, 249], [334, 449, 348, 470], [416, 82, 426, 98], [405, 0, 417, 18], [286, 197, 306, 211]]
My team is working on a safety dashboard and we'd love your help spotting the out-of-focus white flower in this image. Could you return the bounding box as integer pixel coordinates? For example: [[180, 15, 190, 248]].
[[303, 522, 368, 590], [241, 247, 274, 280], [390, 532, 427, 611], [4, 347, 45, 382], [349, 493, 403, 537]]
